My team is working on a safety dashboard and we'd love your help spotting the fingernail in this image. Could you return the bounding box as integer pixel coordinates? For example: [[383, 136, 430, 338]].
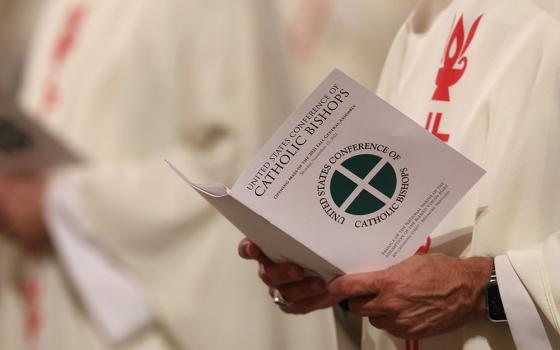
[[245, 244, 253, 257], [289, 267, 302, 280], [311, 280, 325, 292]]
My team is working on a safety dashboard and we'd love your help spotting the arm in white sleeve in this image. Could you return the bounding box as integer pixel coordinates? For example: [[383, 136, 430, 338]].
[[45, 176, 152, 344], [473, 23, 560, 347], [494, 254, 554, 350]]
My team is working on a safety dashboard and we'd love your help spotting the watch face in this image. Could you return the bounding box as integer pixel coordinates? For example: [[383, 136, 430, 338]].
[[487, 282, 507, 322]]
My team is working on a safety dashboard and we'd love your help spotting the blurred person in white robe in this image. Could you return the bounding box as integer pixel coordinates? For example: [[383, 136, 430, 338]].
[[240, 0, 560, 349], [277, 0, 416, 96], [0, 0, 341, 349]]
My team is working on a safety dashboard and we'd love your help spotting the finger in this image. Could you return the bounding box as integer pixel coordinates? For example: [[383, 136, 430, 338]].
[[0, 207, 6, 229], [238, 238, 254, 259], [368, 315, 395, 330], [349, 293, 405, 318], [347, 295, 382, 316], [259, 262, 304, 287], [238, 238, 271, 264], [0, 205, 13, 233], [281, 292, 339, 315], [277, 277, 326, 303], [328, 271, 383, 298], [0, 176, 16, 194]]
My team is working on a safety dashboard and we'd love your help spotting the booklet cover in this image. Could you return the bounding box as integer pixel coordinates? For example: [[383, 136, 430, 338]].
[[169, 69, 485, 280], [0, 96, 78, 174]]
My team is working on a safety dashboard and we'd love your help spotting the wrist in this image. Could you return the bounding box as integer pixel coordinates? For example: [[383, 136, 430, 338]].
[[461, 256, 493, 321]]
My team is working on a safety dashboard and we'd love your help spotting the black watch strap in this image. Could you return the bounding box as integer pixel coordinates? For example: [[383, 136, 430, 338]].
[[339, 299, 350, 312], [486, 261, 507, 322]]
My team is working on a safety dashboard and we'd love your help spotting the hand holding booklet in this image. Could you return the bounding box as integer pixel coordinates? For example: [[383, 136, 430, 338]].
[[169, 69, 484, 280]]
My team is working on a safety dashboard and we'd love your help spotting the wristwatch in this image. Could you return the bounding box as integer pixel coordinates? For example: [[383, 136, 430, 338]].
[[486, 260, 507, 322]]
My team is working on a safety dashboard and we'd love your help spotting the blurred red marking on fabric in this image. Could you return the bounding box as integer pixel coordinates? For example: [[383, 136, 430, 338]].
[[28, 3, 88, 345], [40, 4, 87, 116]]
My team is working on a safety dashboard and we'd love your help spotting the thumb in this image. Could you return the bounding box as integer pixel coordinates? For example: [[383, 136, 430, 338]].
[[328, 271, 383, 298]]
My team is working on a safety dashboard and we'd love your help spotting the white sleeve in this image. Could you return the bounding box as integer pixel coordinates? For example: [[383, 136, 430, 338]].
[[472, 20, 560, 346], [494, 254, 553, 350], [44, 176, 152, 344]]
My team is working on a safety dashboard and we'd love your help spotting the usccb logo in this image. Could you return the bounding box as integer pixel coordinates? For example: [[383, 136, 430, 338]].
[[316, 143, 410, 228]]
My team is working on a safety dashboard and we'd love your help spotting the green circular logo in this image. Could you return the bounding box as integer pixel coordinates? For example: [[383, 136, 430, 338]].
[[329, 154, 397, 215]]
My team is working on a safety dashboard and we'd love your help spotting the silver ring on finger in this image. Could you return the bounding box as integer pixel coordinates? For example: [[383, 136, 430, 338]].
[[273, 289, 293, 309]]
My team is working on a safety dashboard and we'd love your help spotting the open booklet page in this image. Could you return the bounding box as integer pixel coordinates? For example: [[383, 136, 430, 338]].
[[167, 161, 343, 279], [0, 96, 78, 173], [170, 69, 485, 280]]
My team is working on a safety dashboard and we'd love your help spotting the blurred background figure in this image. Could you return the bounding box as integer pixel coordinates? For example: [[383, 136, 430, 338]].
[[1, 0, 338, 349], [0, 0, 44, 348], [279, 0, 416, 96], [0, 0, 414, 349], [0, 0, 42, 96]]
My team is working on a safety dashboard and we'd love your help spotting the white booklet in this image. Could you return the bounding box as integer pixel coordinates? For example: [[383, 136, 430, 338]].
[[0, 96, 78, 174], [169, 69, 485, 280]]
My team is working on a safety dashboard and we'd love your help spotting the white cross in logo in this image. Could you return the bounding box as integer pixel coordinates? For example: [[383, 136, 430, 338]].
[[336, 159, 393, 212]]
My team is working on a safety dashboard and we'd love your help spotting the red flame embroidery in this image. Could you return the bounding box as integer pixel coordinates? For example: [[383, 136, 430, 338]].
[[432, 14, 483, 102]]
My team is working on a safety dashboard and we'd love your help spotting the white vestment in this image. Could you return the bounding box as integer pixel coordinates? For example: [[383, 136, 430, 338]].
[[277, 0, 416, 95], [0, 0, 341, 349], [361, 0, 560, 349]]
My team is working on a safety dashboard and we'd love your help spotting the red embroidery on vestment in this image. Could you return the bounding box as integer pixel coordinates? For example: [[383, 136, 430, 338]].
[[40, 5, 86, 116], [432, 15, 483, 102], [415, 236, 432, 255], [404, 339, 420, 350], [425, 112, 450, 142], [26, 3, 87, 346], [24, 277, 41, 346]]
